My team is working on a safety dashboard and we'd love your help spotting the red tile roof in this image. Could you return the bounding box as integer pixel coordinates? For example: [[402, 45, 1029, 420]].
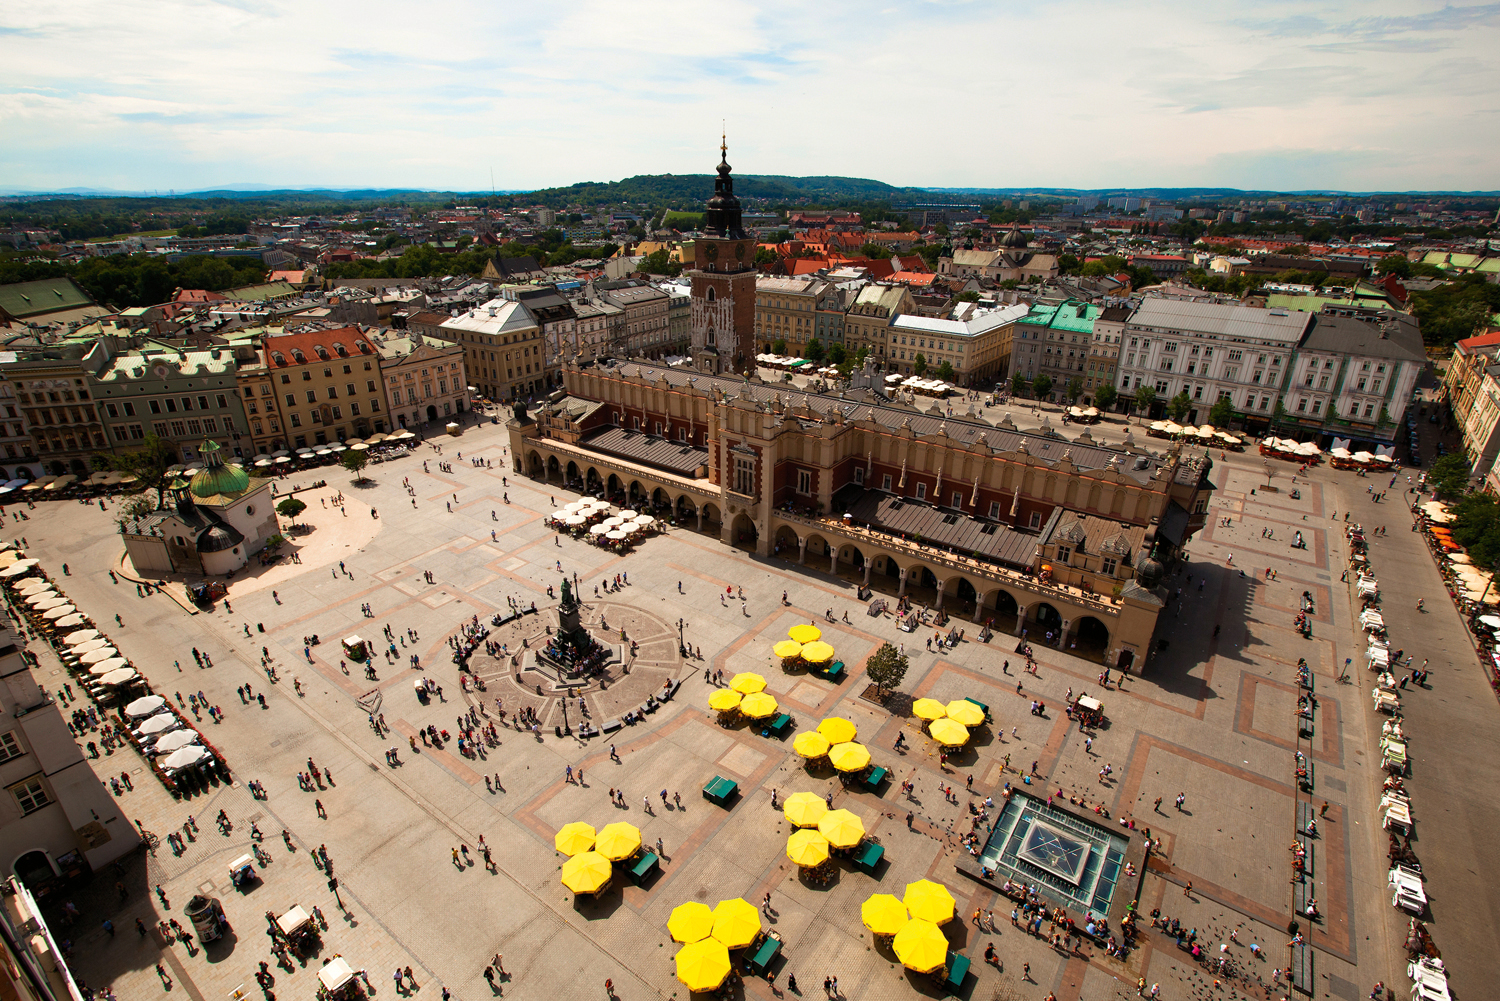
[[263, 326, 374, 367]]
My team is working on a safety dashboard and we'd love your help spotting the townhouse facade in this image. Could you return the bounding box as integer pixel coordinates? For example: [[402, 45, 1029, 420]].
[[90, 345, 251, 462], [376, 333, 470, 430], [847, 285, 914, 359], [884, 304, 1028, 387], [434, 298, 549, 402], [755, 276, 829, 356], [260, 328, 389, 448]]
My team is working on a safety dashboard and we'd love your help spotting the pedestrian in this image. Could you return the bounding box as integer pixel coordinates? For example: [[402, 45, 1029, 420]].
[[316, 799, 327, 818], [1185, 880, 1193, 896]]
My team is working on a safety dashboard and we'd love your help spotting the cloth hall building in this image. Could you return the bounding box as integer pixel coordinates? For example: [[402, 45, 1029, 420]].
[[509, 359, 1213, 674]]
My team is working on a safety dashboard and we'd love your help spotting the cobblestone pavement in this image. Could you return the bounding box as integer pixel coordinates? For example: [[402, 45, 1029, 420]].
[[15, 420, 1472, 1001]]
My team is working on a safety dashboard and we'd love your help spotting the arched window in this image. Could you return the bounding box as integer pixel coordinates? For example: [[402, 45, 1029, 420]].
[[706, 288, 716, 302]]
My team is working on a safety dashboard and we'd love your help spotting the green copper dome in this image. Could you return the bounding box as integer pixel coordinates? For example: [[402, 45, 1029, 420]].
[[188, 440, 250, 498]]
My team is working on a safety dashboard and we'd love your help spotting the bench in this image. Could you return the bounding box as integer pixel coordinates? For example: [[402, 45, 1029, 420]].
[[1292, 873, 1309, 914], [851, 841, 884, 875], [628, 851, 660, 885], [764, 713, 793, 738], [745, 933, 782, 975], [862, 766, 888, 792], [1298, 760, 1314, 793], [703, 775, 738, 806], [1297, 833, 1314, 879], [602, 719, 622, 734], [940, 953, 970, 995], [1289, 942, 1313, 995]]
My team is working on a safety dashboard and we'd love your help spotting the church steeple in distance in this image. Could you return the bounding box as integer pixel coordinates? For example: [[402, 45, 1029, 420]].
[[703, 134, 746, 239]]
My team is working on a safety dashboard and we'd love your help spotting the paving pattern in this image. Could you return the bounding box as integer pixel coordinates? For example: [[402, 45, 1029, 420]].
[[12, 416, 1491, 1001]]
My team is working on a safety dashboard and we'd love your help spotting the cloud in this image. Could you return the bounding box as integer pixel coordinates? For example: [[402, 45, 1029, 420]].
[[0, 0, 1497, 190]]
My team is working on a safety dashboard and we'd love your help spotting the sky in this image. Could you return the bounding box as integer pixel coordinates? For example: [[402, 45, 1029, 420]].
[[2, 0, 1499, 194]]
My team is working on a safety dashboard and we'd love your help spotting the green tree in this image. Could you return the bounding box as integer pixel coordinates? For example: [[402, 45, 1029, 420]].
[[1208, 395, 1236, 428], [275, 497, 307, 526], [1273, 397, 1289, 424], [95, 433, 175, 508], [636, 248, 682, 278], [864, 641, 910, 697], [1094, 383, 1117, 411], [754, 247, 779, 268], [1375, 253, 1413, 278], [858, 243, 895, 260], [1451, 492, 1500, 568], [936, 361, 955, 382], [1032, 373, 1053, 400], [114, 494, 154, 531], [1428, 453, 1472, 500], [1133, 384, 1157, 420], [771, 338, 787, 355], [805, 339, 825, 363], [913, 353, 928, 376], [1166, 391, 1193, 421], [1378, 406, 1393, 428], [1011, 373, 1030, 398], [341, 448, 370, 483], [828, 344, 847, 365], [1065, 378, 1084, 403], [955, 290, 980, 303]]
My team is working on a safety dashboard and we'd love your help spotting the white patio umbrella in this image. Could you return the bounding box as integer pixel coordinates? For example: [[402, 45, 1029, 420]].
[[90, 657, 129, 675], [620, 522, 642, 534], [43, 605, 77, 620], [601, 517, 623, 527], [589, 524, 610, 535], [138, 714, 180, 736], [153, 730, 200, 753], [161, 745, 211, 770], [80, 647, 119, 664], [63, 629, 101, 645], [53, 614, 87, 627], [27, 593, 63, 608], [101, 668, 138, 686], [564, 515, 586, 526], [635, 515, 655, 527], [619, 509, 638, 519], [563, 502, 586, 512], [349, 443, 369, 451], [71, 638, 110, 655], [275, 456, 292, 463], [124, 695, 167, 718], [15, 579, 50, 594], [606, 530, 628, 541]]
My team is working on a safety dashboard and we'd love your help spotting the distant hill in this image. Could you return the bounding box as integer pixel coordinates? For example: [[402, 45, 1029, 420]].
[[509, 174, 930, 210]]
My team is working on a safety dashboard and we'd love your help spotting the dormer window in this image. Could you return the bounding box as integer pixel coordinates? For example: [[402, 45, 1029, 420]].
[[272, 352, 286, 365], [333, 342, 348, 357], [291, 350, 305, 363]]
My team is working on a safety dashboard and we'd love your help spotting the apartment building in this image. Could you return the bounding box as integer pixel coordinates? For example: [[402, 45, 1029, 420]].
[[3, 341, 110, 476], [0, 622, 137, 897], [435, 298, 548, 402], [1015, 301, 1102, 397], [90, 345, 251, 462], [376, 332, 469, 430], [261, 328, 388, 447], [1085, 305, 1131, 401], [847, 284, 914, 358], [1274, 310, 1424, 443], [755, 276, 829, 356], [885, 303, 1028, 386], [597, 282, 670, 357], [1114, 299, 1313, 426]]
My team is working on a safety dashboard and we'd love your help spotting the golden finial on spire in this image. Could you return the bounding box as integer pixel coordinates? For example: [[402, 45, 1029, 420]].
[[721, 122, 727, 158]]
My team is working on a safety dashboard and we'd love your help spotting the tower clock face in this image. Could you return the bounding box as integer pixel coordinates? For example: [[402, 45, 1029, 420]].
[[735, 241, 746, 260], [705, 242, 719, 260]]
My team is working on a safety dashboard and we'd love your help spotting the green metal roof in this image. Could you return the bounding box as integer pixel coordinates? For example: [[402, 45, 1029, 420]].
[[0, 277, 95, 320]]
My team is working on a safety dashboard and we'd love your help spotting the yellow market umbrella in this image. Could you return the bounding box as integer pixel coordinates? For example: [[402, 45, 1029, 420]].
[[892, 918, 949, 973], [792, 731, 831, 759], [708, 689, 743, 712], [553, 822, 596, 857], [786, 829, 830, 868], [560, 851, 612, 894], [710, 898, 761, 949], [788, 624, 822, 644], [828, 741, 871, 773], [861, 893, 910, 936], [675, 939, 731, 992], [817, 717, 857, 744], [912, 698, 947, 721], [817, 808, 866, 848], [801, 640, 835, 664], [773, 640, 803, 659], [730, 672, 767, 694], [904, 880, 957, 925], [594, 822, 642, 861], [668, 901, 715, 944], [929, 718, 971, 747], [740, 692, 779, 719], [783, 791, 828, 828], [945, 700, 985, 726]]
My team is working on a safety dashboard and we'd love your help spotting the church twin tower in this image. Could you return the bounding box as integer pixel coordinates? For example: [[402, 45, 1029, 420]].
[[689, 138, 758, 375]]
